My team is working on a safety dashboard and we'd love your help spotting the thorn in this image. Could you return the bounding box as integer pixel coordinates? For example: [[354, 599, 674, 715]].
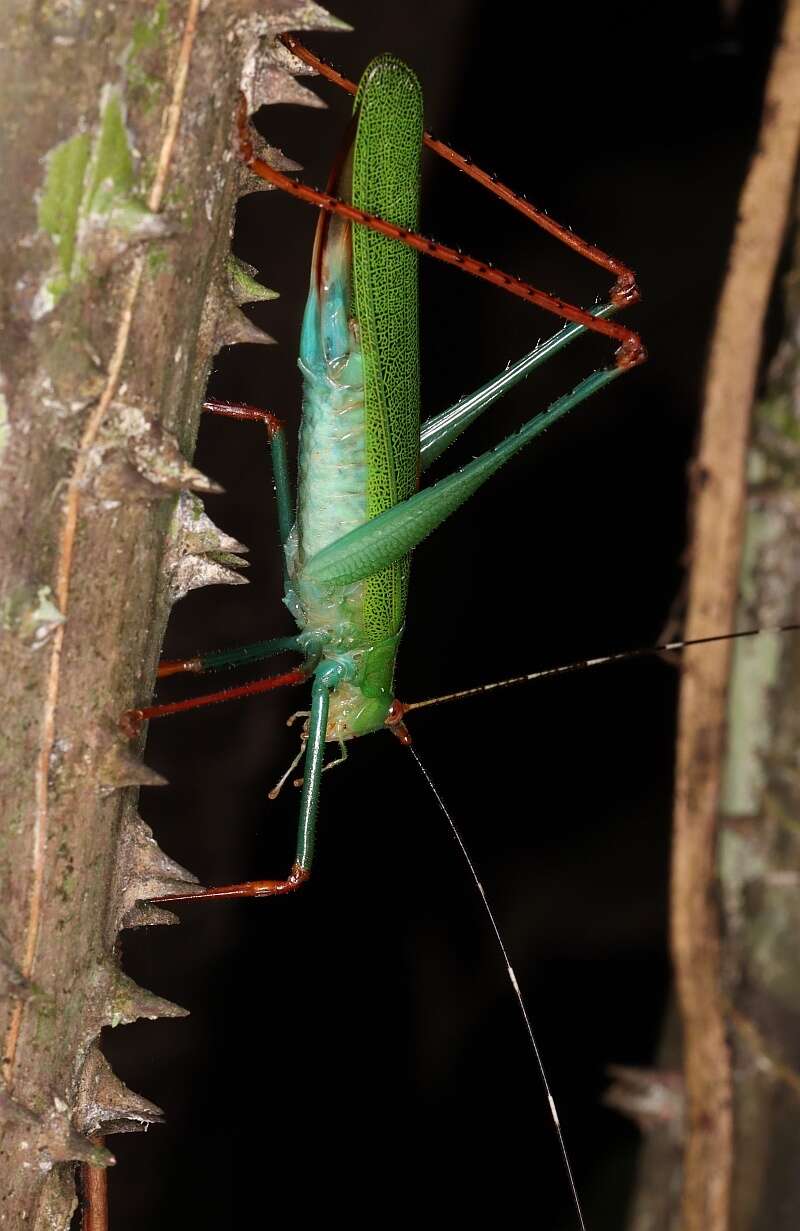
[[248, 5, 349, 41], [250, 66, 326, 111], [162, 492, 250, 603], [250, 136, 303, 174], [121, 813, 200, 885], [215, 299, 276, 350], [177, 464, 226, 495], [125, 419, 224, 495], [116, 814, 202, 915], [227, 255, 279, 306], [171, 491, 249, 557], [75, 1047, 164, 1136], [235, 138, 302, 198], [262, 5, 352, 35], [99, 740, 168, 789], [105, 969, 188, 1029], [121, 901, 179, 929], [256, 37, 319, 77], [166, 552, 250, 605]]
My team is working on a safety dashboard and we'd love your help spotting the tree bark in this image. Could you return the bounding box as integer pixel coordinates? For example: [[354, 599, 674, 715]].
[[0, 3, 344, 1225], [626, 2, 800, 1227]]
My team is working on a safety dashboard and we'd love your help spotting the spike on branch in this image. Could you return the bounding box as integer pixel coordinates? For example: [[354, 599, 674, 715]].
[[121, 901, 179, 930], [227, 255, 279, 306], [215, 298, 276, 349], [165, 552, 250, 605], [162, 491, 250, 604], [75, 1046, 164, 1136], [97, 966, 188, 1029], [98, 739, 168, 789], [250, 66, 325, 110], [112, 813, 202, 927], [171, 491, 249, 558]]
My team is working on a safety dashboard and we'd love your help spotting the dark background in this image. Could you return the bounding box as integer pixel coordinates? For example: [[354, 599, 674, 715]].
[[98, 1, 783, 1227]]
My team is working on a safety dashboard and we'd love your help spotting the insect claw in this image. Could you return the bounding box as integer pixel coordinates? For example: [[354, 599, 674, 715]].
[[614, 335, 647, 370], [120, 709, 145, 739], [611, 272, 640, 307]]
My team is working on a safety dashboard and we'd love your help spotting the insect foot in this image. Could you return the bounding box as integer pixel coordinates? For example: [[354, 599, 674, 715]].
[[615, 335, 648, 370], [610, 271, 641, 307]]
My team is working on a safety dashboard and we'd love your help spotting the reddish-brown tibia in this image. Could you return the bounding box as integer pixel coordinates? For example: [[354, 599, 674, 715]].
[[202, 398, 285, 439], [157, 657, 202, 678], [152, 862, 311, 905], [120, 668, 308, 738], [268, 34, 644, 369]]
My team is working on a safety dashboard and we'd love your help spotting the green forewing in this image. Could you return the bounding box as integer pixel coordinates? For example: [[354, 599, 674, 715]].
[[351, 55, 422, 640]]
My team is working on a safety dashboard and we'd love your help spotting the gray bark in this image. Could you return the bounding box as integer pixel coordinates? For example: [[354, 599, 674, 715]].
[[0, 3, 343, 1225]]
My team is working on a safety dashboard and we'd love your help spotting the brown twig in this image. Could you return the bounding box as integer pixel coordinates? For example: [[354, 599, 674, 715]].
[[670, 3, 800, 1230]]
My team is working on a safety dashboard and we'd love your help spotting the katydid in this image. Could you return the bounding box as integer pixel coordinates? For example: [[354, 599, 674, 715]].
[[123, 39, 644, 899]]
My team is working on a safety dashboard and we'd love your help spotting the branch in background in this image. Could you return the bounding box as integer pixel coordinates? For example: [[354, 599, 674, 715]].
[[671, 4, 800, 1231]]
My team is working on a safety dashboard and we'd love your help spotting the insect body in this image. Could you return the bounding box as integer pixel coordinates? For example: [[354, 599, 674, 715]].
[[125, 42, 643, 909]]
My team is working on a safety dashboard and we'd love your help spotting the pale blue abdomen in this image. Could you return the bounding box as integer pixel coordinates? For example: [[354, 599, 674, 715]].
[[288, 230, 372, 651]]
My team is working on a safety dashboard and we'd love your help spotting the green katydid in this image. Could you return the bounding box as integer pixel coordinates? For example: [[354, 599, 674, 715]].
[[124, 36, 644, 900]]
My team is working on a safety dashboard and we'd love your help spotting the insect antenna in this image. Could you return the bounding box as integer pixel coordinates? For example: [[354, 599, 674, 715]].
[[407, 744, 588, 1231], [396, 623, 800, 716]]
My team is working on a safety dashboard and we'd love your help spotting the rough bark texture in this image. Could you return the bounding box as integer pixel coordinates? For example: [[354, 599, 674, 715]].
[[626, 3, 800, 1228], [0, 3, 344, 1225], [719, 211, 800, 1230]]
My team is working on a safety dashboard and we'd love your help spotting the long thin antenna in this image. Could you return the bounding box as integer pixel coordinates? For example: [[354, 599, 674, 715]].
[[407, 744, 588, 1231], [400, 622, 800, 716]]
